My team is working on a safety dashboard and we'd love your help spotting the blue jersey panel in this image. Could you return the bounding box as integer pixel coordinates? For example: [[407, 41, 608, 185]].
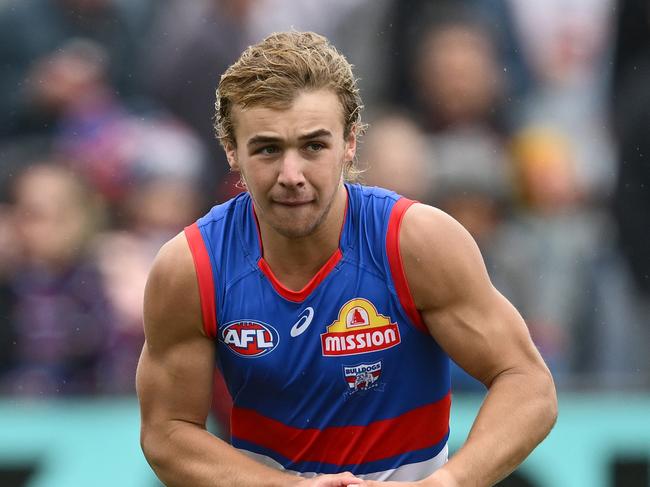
[[192, 184, 451, 476]]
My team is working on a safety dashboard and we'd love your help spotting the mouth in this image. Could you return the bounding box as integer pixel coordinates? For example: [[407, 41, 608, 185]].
[[272, 199, 313, 207]]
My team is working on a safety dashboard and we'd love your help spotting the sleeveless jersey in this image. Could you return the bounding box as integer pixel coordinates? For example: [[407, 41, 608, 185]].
[[184, 183, 451, 481]]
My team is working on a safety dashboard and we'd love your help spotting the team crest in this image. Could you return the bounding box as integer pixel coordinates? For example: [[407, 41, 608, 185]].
[[321, 298, 401, 356], [220, 320, 279, 358], [343, 360, 385, 396]]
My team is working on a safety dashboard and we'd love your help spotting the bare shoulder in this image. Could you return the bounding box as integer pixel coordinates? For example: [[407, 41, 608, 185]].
[[144, 231, 204, 347], [399, 205, 550, 388], [399, 203, 491, 311], [138, 232, 215, 437]]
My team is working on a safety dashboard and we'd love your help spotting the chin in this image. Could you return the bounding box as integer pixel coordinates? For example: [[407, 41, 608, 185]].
[[272, 220, 318, 239], [270, 207, 328, 238]]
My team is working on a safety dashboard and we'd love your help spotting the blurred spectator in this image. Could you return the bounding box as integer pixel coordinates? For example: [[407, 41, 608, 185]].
[[410, 12, 517, 280], [511, 128, 584, 212], [431, 130, 512, 247], [32, 37, 134, 203], [361, 111, 435, 203], [142, 0, 253, 201], [0, 163, 113, 396], [57, 109, 206, 210], [0, 136, 56, 202], [609, 0, 650, 387], [93, 232, 151, 394], [507, 0, 616, 198], [409, 14, 516, 250], [413, 17, 507, 134], [90, 126, 206, 393], [13, 36, 210, 214], [0, 0, 141, 139], [505, 127, 631, 384], [92, 173, 204, 395], [508, 0, 611, 86], [336, 0, 530, 124], [611, 0, 650, 297], [0, 30, 212, 393]]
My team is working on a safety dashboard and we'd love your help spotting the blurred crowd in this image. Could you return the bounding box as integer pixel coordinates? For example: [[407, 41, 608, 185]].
[[0, 0, 648, 398]]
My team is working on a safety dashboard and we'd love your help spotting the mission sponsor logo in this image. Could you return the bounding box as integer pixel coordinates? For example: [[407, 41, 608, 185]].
[[321, 298, 401, 356], [343, 360, 385, 396], [220, 320, 279, 358]]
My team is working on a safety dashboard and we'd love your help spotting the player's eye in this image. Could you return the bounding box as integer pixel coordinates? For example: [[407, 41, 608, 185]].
[[256, 146, 280, 156], [305, 142, 325, 152]]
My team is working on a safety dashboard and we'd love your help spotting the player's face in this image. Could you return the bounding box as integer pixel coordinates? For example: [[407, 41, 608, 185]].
[[226, 89, 356, 238]]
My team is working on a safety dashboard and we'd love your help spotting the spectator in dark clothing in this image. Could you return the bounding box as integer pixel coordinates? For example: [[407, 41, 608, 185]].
[[0, 163, 114, 395], [609, 0, 650, 387], [0, 0, 140, 139], [613, 93, 650, 295], [611, 0, 650, 296]]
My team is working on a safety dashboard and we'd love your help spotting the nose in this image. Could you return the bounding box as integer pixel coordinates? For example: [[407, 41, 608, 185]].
[[277, 150, 306, 188]]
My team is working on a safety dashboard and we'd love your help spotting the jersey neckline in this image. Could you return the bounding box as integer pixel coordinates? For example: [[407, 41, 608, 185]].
[[252, 186, 349, 303]]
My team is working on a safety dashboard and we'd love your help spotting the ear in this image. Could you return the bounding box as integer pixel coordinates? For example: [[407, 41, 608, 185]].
[[225, 142, 239, 171], [344, 127, 357, 163]]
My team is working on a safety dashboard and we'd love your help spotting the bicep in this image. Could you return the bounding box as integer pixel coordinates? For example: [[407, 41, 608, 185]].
[[137, 334, 215, 429], [423, 286, 542, 386], [401, 205, 546, 387], [136, 234, 216, 431]]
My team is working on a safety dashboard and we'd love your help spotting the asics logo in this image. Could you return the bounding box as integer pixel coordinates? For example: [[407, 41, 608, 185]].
[[290, 307, 314, 337]]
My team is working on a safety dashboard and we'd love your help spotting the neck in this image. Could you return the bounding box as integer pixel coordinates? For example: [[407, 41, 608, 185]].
[[257, 185, 347, 290]]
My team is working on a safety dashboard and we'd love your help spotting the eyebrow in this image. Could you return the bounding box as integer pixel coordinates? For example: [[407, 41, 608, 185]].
[[246, 135, 280, 147], [246, 129, 333, 148], [298, 129, 333, 141]]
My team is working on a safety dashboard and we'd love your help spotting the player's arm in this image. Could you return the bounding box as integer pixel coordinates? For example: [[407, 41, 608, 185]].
[[136, 233, 363, 487], [403, 204, 556, 487]]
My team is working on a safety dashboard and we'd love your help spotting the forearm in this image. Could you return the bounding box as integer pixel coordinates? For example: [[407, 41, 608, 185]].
[[430, 367, 557, 487], [142, 420, 301, 487]]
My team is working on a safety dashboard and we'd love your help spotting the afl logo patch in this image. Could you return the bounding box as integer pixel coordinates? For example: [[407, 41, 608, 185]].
[[220, 320, 279, 358]]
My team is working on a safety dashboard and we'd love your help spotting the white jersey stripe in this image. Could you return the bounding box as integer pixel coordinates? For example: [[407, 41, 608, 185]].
[[238, 443, 448, 481]]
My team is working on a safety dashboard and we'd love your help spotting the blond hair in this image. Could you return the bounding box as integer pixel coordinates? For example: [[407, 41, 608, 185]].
[[215, 31, 366, 180]]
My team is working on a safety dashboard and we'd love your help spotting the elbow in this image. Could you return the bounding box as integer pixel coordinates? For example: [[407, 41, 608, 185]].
[[140, 425, 169, 474], [538, 368, 559, 437]]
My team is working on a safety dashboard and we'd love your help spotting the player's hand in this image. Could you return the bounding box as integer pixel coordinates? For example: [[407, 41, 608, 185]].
[[295, 471, 364, 486], [360, 482, 446, 487], [360, 469, 458, 487], [359, 482, 420, 487]]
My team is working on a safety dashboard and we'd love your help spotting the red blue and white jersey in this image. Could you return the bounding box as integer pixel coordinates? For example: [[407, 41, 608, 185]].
[[184, 184, 451, 481]]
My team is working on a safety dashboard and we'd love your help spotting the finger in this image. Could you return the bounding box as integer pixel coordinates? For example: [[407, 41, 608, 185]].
[[337, 472, 363, 485], [340, 477, 363, 485]]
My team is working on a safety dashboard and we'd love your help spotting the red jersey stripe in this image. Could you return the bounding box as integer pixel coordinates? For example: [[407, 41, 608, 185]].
[[258, 249, 343, 303], [386, 198, 428, 334], [231, 392, 451, 465], [184, 223, 218, 338]]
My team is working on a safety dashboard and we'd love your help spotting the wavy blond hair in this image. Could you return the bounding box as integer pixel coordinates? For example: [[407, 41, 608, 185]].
[[214, 31, 366, 181]]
